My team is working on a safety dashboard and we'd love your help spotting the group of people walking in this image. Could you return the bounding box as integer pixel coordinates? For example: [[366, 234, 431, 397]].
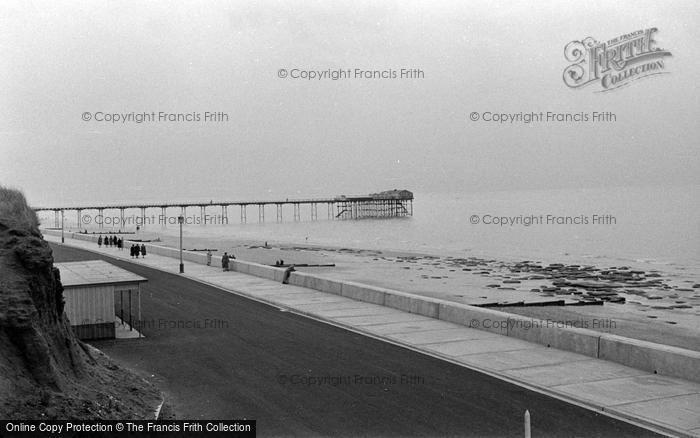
[[97, 235, 147, 259], [98, 235, 123, 249], [130, 243, 147, 258]]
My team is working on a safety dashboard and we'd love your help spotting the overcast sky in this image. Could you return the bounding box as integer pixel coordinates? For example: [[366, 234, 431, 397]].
[[1, 0, 698, 205]]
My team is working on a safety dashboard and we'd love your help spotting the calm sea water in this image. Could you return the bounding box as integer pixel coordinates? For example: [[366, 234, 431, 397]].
[[47, 185, 700, 280]]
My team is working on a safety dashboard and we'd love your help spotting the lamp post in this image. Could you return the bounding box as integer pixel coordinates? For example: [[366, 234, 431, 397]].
[[178, 215, 184, 273], [61, 210, 65, 243]]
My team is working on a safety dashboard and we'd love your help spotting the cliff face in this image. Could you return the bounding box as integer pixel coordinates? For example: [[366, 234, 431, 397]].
[[0, 221, 86, 391], [0, 187, 160, 419]]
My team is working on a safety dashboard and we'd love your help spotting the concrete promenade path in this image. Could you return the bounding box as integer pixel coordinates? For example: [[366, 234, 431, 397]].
[[46, 234, 700, 437]]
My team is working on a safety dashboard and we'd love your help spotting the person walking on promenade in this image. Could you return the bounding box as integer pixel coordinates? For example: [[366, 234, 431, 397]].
[[130, 244, 135, 258], [98, 235, 103, 248], [222, 252, 230, 272], [134, 244, 141, 258], [140, 244, 147, 258], [117, 238, 123, 251], [206, 250, 212, 266], [111, 236, 116, 247]]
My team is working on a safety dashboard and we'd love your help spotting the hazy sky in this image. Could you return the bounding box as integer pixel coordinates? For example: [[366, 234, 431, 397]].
[[1, 0, 698, 205]]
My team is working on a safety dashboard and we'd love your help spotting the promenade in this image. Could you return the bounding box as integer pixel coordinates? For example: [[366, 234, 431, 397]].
[[46, 233, 700, 437]]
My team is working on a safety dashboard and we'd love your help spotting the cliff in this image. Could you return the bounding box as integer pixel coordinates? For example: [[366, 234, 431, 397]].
[[0, 186, 160, 419]]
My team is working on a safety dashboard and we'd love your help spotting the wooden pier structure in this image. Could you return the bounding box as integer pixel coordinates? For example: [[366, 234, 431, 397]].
[[34, 190, 413, 229]]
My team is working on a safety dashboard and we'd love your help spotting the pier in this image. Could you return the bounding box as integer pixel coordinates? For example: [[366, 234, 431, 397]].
[[34, 190, 413, 229]]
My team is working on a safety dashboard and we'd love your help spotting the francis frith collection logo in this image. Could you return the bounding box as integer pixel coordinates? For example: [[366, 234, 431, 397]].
[[563, 28, 672, 92]]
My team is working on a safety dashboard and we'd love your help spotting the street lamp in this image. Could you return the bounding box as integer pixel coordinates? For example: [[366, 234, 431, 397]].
[[178, 215, 184, 273], [61, 210, 65, 243]]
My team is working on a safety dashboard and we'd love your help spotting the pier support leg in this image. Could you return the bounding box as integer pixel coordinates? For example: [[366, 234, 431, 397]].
[[222, 205, 228, 225], [240, 205, 246, 223], [161, 207, 166, 228], [200, 206, 205, 225], [258, 205, 264, 223], [140, 207, 146, 229], [98, 209, 104, 229], [54, 211, 59, 228], [76, 209, 82, 229], [276, 204, 282, 222]]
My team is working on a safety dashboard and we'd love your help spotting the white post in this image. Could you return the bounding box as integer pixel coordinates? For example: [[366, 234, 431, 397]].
[[524, 410, 531, 438]]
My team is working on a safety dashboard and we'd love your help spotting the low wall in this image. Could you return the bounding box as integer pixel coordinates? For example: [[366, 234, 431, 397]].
[[598, 334, 700, 383], [44, 228, 700, 383]]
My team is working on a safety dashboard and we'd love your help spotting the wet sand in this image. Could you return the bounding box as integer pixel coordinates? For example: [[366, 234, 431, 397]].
[[122, 229, 700, 351]]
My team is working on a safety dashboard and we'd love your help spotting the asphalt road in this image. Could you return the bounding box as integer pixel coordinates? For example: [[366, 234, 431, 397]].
[[50, 243, 659, 437]]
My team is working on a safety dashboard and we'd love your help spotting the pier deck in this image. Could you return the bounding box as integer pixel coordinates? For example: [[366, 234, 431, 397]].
[[34, 190, 413, 228]]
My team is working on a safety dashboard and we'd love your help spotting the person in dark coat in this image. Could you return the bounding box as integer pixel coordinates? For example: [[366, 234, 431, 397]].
[[140, 244, 147, 258], [134, 244, 140, 258], [130, 244, 135, 258], [98, 235, 103, 247], [222, 252, 230, 271], [117, 238, 122, 250]]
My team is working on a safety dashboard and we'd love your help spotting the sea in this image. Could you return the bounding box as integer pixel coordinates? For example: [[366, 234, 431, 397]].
[[43, 184, 700, 284]]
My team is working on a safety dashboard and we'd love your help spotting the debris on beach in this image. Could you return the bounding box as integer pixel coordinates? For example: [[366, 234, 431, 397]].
[[376, 253, 693, 309]]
